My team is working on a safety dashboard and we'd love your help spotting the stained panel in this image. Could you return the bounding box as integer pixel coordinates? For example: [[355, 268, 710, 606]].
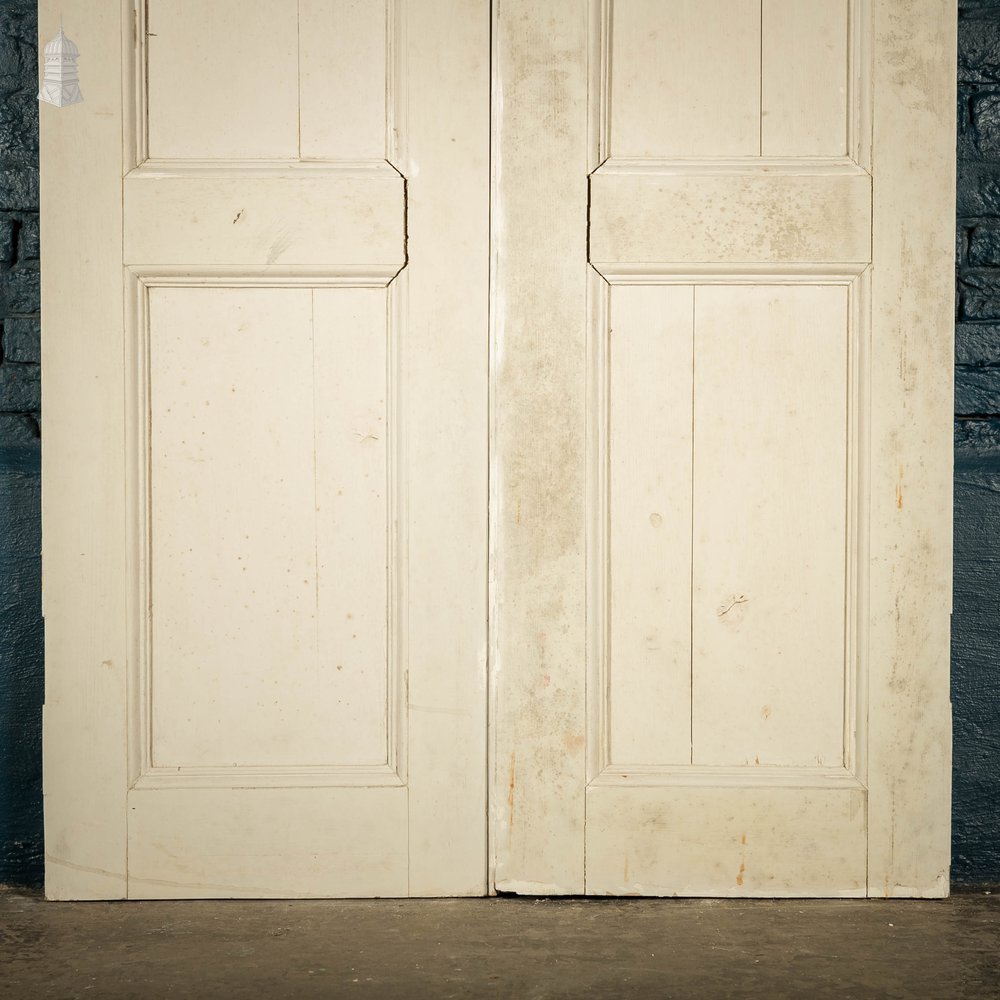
[[691, 284, 848, 767], [147, 286, 392, 769], [299, 0, 389, 160], [606, 285, 693, 766], [145, 0, 393, 162], [146, 0, 300, 160], [762, 0, 849, 157], [609, 0, 761, 159]]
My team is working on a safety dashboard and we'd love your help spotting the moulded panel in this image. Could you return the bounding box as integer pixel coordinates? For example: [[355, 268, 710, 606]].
[[606, 285, 693, 766], [762, 0, 849, 157], [589, 169, 872, 267], [299, 0, 389, 160], [609, 0, 760, 159], [312, 287, 391, 761], [146, 0, 300, 160], [128, 786, 408, 898], [123, 169, 405, 271], [147, 286, 391, 770], [691, 284, 849, 768], [586, 783, 867, 896]]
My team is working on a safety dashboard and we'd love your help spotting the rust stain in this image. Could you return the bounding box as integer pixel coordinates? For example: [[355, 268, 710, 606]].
[[754, 754, 760, 765], [624, 857, 629, 883], [760, 705, 771, 721], [563, 731, 585, 751], [507, 753, 517, 830], [896, 466, 905, 510], [741, 833, 747, 846], [736, 861, 746, 888], [515, 499, 522, 525]]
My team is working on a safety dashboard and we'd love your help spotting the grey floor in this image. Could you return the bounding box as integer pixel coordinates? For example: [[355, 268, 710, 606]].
[[0, 888, 997, 999]]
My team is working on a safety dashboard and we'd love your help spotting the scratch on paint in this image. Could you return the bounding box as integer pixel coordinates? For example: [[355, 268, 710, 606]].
[[507, 752, 516, 839], [717, 595, 748, 617]]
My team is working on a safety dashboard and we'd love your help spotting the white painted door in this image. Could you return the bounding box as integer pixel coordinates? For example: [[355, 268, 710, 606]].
[[43, 1, 955, 900], [41, 0, 489, 898], [491, 0, 956, 897]]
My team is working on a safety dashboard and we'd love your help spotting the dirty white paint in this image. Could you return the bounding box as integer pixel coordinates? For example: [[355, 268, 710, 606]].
[[42, 0, 953, 900], [42, 0, 489, 900], [494, 0, 954, 898]]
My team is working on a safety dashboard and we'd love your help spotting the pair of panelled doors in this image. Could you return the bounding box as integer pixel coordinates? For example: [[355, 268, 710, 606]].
[[41, 0, 955, 898]]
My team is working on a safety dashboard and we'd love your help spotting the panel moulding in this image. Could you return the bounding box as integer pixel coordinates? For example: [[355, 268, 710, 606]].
[[125, 0, 407, 170], [585, 267, 871, 790], [125, 270, 408, 790], [588, 0, 872, 172]]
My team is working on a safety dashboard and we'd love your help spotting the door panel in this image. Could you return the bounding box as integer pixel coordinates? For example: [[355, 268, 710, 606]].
[[492, 0, 954, 898], [691, 284, 848, 769], [42, 0, 488, 899], [148, 286, 392, 771]]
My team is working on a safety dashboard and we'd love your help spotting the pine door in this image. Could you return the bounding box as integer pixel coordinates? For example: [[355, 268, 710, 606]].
[[490, 0, 955, 898], [42, 0, 955, 899], [42, 0, 490, 899]]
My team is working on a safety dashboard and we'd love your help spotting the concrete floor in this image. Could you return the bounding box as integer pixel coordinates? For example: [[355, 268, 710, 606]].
[[0, 889, 997, 999]]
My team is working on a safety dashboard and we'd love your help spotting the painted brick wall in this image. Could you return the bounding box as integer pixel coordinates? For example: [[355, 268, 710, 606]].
[[0, 3, 997, 889], [954, 0, 1000, 885], [0, 0, 41, 888]]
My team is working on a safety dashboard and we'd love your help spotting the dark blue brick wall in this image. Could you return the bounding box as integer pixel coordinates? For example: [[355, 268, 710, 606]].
[[955, 0, 1000, 885], [0, 3, 996, 890], [0, 0, 41, 888]]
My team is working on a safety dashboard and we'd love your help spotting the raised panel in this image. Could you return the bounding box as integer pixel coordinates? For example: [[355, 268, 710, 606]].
[[123, 168, 405, 271], [146, 0, 300, 160], [586, 784, 867, 897], [143, 0, 395, 163], [691, 284, 849, 768], [609, 0, 761, 159], [299, 0, 389, 160], [604, 0, 857, 163], [145, 284, 395, 773], [762, 0, 849, 157], [590, 168, 873, 268], [128, 786, 408, 898], [606, 285, 693, 766]]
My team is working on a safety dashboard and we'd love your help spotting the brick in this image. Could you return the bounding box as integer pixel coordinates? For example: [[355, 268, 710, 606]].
[[958, 86, 980, 163], [0, 264, 38, 315], [3, 318, 39, 363], [961, 272, 1000, 320], [0, 92, 37, 158], [960, 9, 1000, 84], [0, 363, 39, 413], [0, 163, 37, 213], [957, 321, 1000, 365], [972, 91, 1000, 155], [0, 412, 38, 447], [0, 3, 36, 49], [958, 162, 1000, 216], [0, 216, 13, 264], [956, 364, 1000, 415], [0, 36, 23, 89], [15, 216, 36, 262], [956, 416, 1000, 457], [969, 224, 1000, 266]]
